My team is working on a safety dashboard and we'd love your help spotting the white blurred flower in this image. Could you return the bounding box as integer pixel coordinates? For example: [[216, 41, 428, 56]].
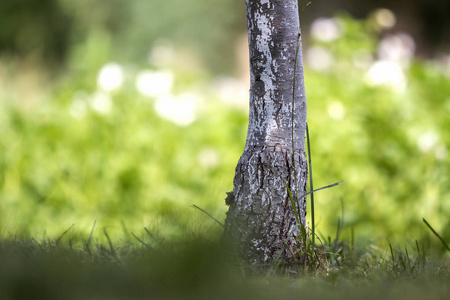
[[136, 69, 174, 98], [417, 131, 438, 153], [327, 101, 346, 121], [213, 76, 248, 111], [366, 60, 406, 89], [148, 40, 176, 67], [435, 144, 448, 161], [97, 63, 124, 92], [306, 46, 333, 71], [353, 50, 374, 70], [70, 91, 89, 120], [198, 148, 219, 169], [90, 91, 112, 114], [378, 34, 415, 67], [155, 93, 197, 126], [437, 54, 450, 76], [310, 18, 342, 42], [372, 8, 396, 30]]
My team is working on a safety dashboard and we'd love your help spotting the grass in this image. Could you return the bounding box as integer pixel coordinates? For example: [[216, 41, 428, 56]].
[[0, 223, 448, 300]]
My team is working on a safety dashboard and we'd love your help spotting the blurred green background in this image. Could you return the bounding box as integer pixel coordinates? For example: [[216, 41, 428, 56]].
[[0, 0, 449, 246]]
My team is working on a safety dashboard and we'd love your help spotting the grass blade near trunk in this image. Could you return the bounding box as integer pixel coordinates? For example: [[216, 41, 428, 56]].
[[306, 123, 315, 246], [192, 205, 224, 228], [423, 218, 450, 252]]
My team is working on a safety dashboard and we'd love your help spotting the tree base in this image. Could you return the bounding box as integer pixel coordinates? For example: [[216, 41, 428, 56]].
[[224, 145, 308, 266]]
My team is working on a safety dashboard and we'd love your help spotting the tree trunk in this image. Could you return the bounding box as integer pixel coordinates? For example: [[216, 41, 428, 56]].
[[224, 0, 308, 266]]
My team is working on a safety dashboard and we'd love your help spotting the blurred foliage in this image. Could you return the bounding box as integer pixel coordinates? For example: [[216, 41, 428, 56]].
[[0, 0, 73, 64], [0, 12, 449, 247], [0, 0, 245, 73], [113, 0, 245, 72], [305, 15, 450, 246]]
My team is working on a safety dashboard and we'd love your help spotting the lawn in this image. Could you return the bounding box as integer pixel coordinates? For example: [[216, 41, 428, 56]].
[[0, 227, 448, 300]]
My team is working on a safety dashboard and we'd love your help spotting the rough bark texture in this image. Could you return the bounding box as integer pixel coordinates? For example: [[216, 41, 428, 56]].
[[224, 0, 308, 265]]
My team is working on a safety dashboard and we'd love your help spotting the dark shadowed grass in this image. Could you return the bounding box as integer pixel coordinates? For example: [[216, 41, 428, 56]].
[[0, 225, 448, 300]]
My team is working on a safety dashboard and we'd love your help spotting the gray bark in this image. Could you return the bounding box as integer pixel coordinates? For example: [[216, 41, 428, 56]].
[[224, 0, 308, 266]]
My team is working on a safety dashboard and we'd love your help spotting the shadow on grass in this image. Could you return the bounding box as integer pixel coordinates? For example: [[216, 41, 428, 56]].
[[0, 229, 449, 300]]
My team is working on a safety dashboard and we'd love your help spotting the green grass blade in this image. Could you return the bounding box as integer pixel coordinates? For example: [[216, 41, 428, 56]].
[[398, 254, 407, 271], [422, 218, 450, 251], [297, 181, 343, 201], [282, 178, 300, 225], [192, 205, 224, 228], [334, 217, 342, 246], [274, 225, 298, 269], [131, 232, 151, 249], [333, 198, 344, 245], [306, 123, 315, 247], [144, 228, 165, 247], [103, 228, 115, 255], [351, 226, 355, 254], [144, 227, 156, 240], [388, 241, 395, 269], [120, 219, 130, 243], [56, 223, 75, 246], [85, 220, 97, 255], [404, 245, 411, 266]]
